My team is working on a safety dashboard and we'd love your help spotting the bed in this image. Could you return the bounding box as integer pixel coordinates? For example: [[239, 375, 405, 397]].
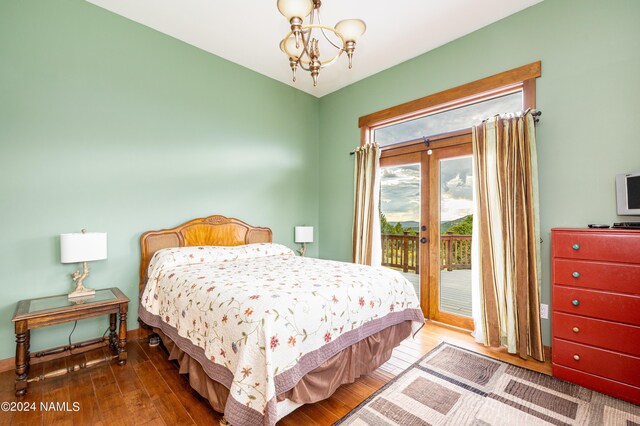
[[137, 215, 424, 425]]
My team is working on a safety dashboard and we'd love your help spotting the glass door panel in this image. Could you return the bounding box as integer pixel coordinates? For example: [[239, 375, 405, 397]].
[[427, 143, 474, 330], [439, 156, 473, 318], [380, 161, 422, 301]]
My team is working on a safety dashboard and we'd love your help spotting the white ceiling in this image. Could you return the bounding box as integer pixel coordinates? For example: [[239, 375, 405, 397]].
[[86, 0, 542, 98]]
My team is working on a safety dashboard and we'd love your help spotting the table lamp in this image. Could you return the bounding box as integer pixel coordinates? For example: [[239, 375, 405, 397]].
[[60, 229, 107, 299], [294, 226, 313, 257]]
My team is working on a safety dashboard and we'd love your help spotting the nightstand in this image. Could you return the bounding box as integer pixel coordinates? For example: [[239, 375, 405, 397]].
[[11, 287, 129, 396]]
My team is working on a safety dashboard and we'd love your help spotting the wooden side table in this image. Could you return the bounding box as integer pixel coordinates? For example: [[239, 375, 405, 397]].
[[12, 287, 129, 396]]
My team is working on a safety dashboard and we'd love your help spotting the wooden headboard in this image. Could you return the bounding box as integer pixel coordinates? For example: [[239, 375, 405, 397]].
[[139, 215, 272, 298]]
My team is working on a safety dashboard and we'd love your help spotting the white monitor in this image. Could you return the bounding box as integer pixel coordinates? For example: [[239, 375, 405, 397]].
[[616, 172, 640, 215]]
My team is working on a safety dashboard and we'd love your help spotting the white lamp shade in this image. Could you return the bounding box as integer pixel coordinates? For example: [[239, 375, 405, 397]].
[[277, 0, 313, 20], [335, 19, 367, 42], [294, 226, 314, 243], [60, 232, 107, 263]]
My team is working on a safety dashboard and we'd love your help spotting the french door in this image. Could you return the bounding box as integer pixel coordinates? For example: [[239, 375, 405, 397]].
[[379, 136, 474, 329]]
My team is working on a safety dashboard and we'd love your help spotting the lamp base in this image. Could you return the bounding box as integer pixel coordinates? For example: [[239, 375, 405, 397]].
[[68, 261, 96, 300], [68, 287, 96, 300]]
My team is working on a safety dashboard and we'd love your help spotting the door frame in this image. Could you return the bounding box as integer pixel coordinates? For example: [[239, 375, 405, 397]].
[[380, 139, 474, 329]]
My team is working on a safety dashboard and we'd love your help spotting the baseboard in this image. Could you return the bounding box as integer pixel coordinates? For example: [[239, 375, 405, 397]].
[[0, 328, 142, 373]]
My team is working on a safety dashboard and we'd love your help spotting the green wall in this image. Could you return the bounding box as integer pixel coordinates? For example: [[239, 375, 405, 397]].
[[318, 0, 640, 344], [1, 0, 638, 361], [0, 1, 319, 359]]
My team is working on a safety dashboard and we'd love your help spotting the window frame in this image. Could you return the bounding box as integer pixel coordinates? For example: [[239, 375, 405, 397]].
[[359, 61, 540, 154], [364, 62, 541, 326]]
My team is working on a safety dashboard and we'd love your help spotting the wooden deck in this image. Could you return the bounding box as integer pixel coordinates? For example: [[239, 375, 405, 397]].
[[400, 269, 472, 317]]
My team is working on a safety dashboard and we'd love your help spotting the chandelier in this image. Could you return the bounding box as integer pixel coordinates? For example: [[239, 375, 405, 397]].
[[277, 0, 366, 87]]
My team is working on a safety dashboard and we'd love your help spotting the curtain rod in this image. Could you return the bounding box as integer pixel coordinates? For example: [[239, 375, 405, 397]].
[[349, 110, 542, 155]]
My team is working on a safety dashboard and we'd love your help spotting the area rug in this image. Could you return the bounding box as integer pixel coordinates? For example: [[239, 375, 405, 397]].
[[335, 342, 640, 426]]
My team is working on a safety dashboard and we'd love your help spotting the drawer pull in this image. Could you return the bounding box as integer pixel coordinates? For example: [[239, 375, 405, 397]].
[[572, 327, 580, 333], [573, 354, 580, 361], [572, 271, 580, 278], [572, 299, 580, 306], [572, 244, 580, 250]]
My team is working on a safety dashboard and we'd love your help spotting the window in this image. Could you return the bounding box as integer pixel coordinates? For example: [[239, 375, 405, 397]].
[[359, 62, 540, 326], [373, 91, 523, 147]]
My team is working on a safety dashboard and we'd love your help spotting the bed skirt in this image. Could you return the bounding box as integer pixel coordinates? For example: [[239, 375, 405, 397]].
[[153, 320, 411, 416]]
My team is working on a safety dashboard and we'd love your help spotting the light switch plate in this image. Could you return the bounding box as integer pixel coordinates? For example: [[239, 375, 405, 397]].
[[540, 303, 549, 319]]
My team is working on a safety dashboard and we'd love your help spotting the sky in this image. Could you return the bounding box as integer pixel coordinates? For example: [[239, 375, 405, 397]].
[[373, 92, 522, 146], [377, 90, 523, 224], [380, 156, 473, 223]]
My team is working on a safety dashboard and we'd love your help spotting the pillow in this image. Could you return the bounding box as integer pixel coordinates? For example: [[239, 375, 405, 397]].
[[147, 243, 294, 278]]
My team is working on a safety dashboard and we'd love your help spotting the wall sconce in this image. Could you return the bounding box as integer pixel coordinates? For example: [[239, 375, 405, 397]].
[[294, 226, 313, 257]]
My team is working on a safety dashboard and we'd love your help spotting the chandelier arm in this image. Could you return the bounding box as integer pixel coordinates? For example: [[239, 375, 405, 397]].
[[298, 61, 311, 71], [298, 28, 314, 62], [283, 25, 344, 64], [315, 9, 345, 51], [304, 7, 316, 39], [319, 28, 344, 50], [318, 50, 344, 68], [300, 25, 346, 47]]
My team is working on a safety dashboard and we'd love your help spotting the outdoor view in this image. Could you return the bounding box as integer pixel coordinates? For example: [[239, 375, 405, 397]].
[[380, 157, 473, 317], [438, 156, 473, 317], [373, 92, 522, 146], [380, 164, 422, 298]]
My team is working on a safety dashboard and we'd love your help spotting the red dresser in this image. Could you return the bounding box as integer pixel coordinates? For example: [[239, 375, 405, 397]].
[[552, 228, 640, 405]]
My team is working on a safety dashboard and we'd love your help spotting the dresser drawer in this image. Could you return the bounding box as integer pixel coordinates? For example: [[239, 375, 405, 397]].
[[553, 286, 640, 325], [552, 312, 640, 356], [553, 259, 640, 295], [553, 364, 640, 405], [553, 338, 640, 386], [553, 231, 640, 263]]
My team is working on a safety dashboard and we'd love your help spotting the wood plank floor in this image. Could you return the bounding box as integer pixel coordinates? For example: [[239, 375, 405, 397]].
[[0, 322, 551, 425]]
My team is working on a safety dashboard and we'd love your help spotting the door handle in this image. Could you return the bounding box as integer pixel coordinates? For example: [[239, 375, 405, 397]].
[[420, 237, 428, 244], [421, 225, 427, 231]]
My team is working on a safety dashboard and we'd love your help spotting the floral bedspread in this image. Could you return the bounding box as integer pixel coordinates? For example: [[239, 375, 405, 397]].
[[139, 243, 424, 425]]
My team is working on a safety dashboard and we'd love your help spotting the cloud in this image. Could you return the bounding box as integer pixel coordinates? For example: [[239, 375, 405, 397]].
[[373, 92, 522, 146], [380, 157, 475, 222], [376, 88, 516, 223], [441, 157, 473, 201], [380, 165, 420, 222]]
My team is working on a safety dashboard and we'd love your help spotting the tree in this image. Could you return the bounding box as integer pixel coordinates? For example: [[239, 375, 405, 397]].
[[448, 215, 473, 235], [393, 223, 404, 235], [380, 213, 395, 234]]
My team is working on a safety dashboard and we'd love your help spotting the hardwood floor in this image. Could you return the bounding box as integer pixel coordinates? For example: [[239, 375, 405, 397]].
[[0, 322, 551, 425]]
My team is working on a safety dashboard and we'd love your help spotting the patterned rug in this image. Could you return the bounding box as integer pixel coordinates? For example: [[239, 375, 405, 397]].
[[335, 342, 640, 426]]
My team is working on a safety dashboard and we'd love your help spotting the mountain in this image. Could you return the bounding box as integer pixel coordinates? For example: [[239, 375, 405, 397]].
[[388, 221, 419, 230], [440, 215, 472, 233], [388, 216, 472, 233]]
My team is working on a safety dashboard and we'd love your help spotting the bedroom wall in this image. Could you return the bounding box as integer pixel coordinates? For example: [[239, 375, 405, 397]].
[[317, 0, 640, 345], [0, 1, 319, 359]]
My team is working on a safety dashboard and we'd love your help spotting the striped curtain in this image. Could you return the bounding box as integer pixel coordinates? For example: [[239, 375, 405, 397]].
[[471, 110, 544, 361], [352, 143, 382, 266]]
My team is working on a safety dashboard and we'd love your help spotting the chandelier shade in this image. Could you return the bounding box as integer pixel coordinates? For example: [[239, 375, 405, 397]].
[[277, 0, 314, 21], [280, 36, 304, 60], [335, 19, 367, 42], [277, 0, 366, 86]]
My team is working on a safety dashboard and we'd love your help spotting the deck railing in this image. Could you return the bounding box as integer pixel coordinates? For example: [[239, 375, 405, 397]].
[[381, 231, 472, 273], [381, 232, 420, 273]]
